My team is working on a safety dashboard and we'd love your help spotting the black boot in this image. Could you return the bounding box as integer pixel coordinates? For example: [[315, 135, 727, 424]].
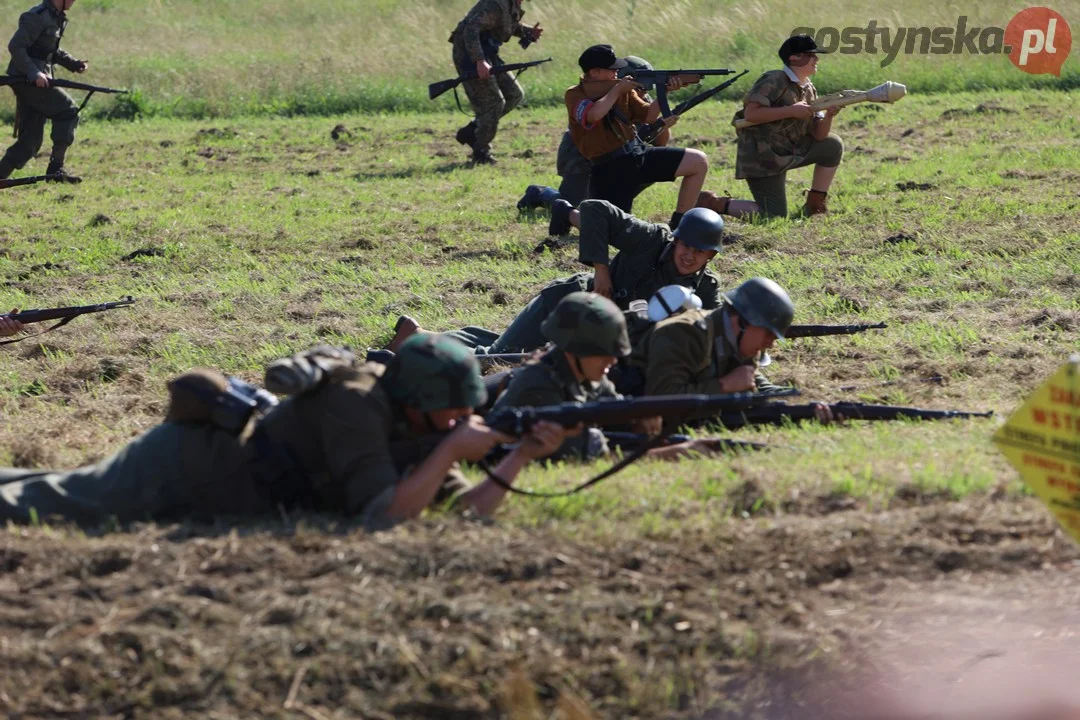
[[470, 148, 496, 166], [0, 156, 14, 180], [548, 199, 573, 236], [516, 184, 561, 211], [46, 157, 81, 184], [455, 121, 478, 147]]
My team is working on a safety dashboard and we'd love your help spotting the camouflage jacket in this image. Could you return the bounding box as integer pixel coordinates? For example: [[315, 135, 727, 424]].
[[575, 198, 722, 310], [6, 2, 81, 80], [450, 0, 527, 64], [731, 69, 819, 179], [491, 350, 619, 460], [626, 303, 784, 404]]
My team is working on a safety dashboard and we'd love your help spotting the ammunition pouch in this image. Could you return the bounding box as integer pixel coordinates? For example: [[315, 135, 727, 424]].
[[166, 369, 278, 435]]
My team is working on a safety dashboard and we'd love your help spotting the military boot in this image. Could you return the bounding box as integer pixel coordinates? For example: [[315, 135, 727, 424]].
[[802, 189, 828, 216], [455, 121, 478, 147], [0, 156, 14, 180], [516, 184, 561, 211], [470, 149, 497, 166], [46, 157, 82, 184], [548, 199, 573, 236], [695, 190, 732, 215]]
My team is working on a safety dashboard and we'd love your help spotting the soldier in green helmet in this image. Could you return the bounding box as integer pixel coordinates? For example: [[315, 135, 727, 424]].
[[621, 277, 834, 424], [0, 336, 567, 528], [389, 201, 727, 357]]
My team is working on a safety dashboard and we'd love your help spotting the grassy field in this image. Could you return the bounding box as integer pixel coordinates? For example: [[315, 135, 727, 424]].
[[0, 60, 1078, 719], [0, 0, 1077, 117]]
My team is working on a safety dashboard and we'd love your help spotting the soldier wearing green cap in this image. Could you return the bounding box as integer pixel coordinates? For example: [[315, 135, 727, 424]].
[[0, 336, 566, 528], [389, 200, 726, 357]]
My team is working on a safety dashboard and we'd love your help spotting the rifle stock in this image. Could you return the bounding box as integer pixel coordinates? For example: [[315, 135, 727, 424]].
[[429, 57, 552, 100]]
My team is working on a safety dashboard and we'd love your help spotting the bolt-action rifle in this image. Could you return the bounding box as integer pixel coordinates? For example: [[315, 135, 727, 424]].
[[714, 401, 992, 430], [428, 57, 552, 100], [0, 174, 57, 189], [0, 76, 129, 114], [1, 296, 136, 345]]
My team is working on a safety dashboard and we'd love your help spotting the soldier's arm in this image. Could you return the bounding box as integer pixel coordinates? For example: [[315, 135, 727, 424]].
[[643, 323, 723, 396], [742, 73, 805, 123], [53, 48, 83, 72], [754, 370, 791, 394], [577, 199, 666, 266], [8, 11, 45, 81]]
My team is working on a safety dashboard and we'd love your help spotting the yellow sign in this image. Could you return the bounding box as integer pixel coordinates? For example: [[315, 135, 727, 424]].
[[993, 355, 1080, 544]]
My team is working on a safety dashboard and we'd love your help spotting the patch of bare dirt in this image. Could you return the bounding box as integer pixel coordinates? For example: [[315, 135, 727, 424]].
[[1, 496, 1077, 718]]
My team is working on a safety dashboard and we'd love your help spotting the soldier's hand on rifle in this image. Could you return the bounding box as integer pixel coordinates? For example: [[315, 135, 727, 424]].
[[33, 72, 50, 88], [0, 309, 24, 337], [616, 77, 643, 95], [824, 106, 841, 118], [812, 403, 845, 424], [451, 415, 514, 461], [789, 102, 815, 120], [665, 76, 686, 92], [518, 420, 568, 460], [75, 61, 89, 73], [662, 115, 680, 129], [718, 365, 757, 393], [592, 265, 614, 298], [476, 60, 493, 79]]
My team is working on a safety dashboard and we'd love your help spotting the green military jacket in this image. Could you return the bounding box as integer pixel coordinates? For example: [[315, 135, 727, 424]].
[[255, 362, 461, 529], [7, 2, 81, 80], [626, 302, 783, 403], [450, 0, 527, 64], [570, 198, 722, 311], [731, 69, 819, 179], [491, 351, 619, 460]]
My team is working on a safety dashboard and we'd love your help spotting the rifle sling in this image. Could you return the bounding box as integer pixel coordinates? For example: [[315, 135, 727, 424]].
[[476, 433, 666, 498], [0, 314, 76, 345]]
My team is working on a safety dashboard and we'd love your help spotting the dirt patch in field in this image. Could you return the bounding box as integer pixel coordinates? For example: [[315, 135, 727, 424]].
[[1, 495, 1077, 719]]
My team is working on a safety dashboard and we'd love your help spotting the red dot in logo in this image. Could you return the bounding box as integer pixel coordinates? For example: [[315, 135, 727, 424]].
[[1005, 7, 1072, 76]]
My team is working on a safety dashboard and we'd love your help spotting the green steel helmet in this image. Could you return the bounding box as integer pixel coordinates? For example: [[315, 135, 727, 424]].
[[382, 333, 487, 410], [672, 207, 725, 252], [723, 277, 795, 339], [541, 292, 632, 357], [618, 55, 653, 77]]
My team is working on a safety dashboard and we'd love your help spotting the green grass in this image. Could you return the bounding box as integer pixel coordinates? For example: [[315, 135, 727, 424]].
[[0, 87, 1075, 531], [0, 0, 1076, 118]]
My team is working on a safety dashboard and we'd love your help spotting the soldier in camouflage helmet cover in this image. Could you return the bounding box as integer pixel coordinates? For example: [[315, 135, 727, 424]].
[[0, 338, 567, 529]]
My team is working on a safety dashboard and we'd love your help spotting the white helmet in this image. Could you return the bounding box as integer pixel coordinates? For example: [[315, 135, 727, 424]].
[[647, 285, 703, 323]]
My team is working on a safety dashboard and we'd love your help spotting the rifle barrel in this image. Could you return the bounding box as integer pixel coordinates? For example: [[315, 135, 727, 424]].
[[717, 402, 992, 429], [786, 322, 888, 338]]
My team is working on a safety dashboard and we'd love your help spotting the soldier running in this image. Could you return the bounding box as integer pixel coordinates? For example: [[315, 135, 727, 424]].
[[449, 0, 542, 165], [0, 0, 88, 183]]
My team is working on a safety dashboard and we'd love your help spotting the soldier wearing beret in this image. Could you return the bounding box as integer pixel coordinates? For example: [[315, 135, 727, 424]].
[[700, 35, 844, 219], [563, 44, 707, 226], [0, 0, 88, 183], [0, 336, 567, 528], [449, 0, 542, 165]]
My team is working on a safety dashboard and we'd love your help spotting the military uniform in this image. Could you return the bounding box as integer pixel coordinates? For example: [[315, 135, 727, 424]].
[[447, 199, 722, 354], [0, 361, 467, 530], [0, 1, 83, 179], [449, 0, 531, 158], [731, 68, 843, 218], [621, 302, 785, 410], [491, 351, 619, 459]]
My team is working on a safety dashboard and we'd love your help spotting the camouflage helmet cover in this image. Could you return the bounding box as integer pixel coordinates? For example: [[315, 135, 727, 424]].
[[382, 333, 487, 411], [723, 277, 795, 339], [541, 291, 632, 357], [672, 207, 725, 253]]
